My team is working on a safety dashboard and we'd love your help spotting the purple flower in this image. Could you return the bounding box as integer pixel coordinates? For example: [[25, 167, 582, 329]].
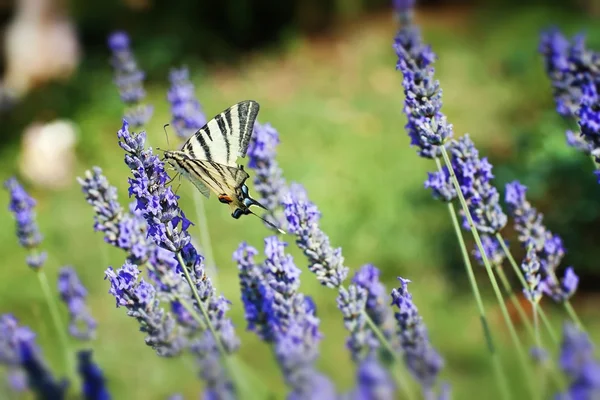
[[283, 183, 348, 288], [235, 237, 335, 399], [78, 167, 187, 305], [234, 243, 270, 339], [77, 167, 124, 247], [539, 28, 600, 156], [520, 246, 542, 304], [578, 81, 600, 161], [504, 180, 578, 303], [105, 262, 186, 357], [472, 234, 506, 267], [424, 166, 456, 202], [449, 135, 507, 235], [337, 284, 377, 361], [391, 278, 444, 396], [57, 266, 97, 341], [345, 356, 396, 400], [393, 1, 451, 158], [167, 67, 206, 140], [108, 31, 153, 127], [117, 120, 192, 254], [118, 121, 240, 393], [4, 177, 47, 269], [77, 350, 111, 400], [0, 314, 67, 399], [352, 265, 396, 348], [556, 323, 600, 399], [247, 122, 288, 228]]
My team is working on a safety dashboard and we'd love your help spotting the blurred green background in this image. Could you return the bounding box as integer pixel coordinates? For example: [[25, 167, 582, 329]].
[[1, 0, 600, 398]]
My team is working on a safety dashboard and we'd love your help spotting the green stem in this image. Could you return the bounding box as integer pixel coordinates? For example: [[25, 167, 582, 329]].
[[363, 312, 417, 400], [191, 189, 218, 284], [36, 270, 73, 381], [176, 253, 269, 399], [175, 295, 207, 330], [537, 307, 558, 346], [564, 301, 584, 330], [176, 253, 229, 360], [496, 234, 562, 343], [494, 266, 536, 340], [440, 145, 534, 396], [444, 200, 510, 400]]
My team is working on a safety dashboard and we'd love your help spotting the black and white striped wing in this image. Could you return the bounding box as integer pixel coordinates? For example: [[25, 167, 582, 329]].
[[181, 100, 259, 167], [178, 156, 250, 198]]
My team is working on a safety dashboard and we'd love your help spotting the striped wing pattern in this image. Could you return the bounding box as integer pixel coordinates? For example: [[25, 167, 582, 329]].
[[169, 150, 250, 199], [182, 100, 259, 167]]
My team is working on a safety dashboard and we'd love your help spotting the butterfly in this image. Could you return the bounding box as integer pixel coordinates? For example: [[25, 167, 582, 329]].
[[163, 100, 285, 234]]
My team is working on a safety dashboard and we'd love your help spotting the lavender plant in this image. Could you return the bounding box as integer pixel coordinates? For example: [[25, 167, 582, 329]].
[[116, 119, 249, 397], [57, 267, 97, 341], [391, 278, 445, 399], [235, 236, 336, 399], [539, 29, 600, 166], [505, 181, 580, 328], [4, 178, 73, 380], [0, 314, 68, 398], [556, 323, 600, 398], [108, 31, 153, 128], [392, 1, 514, 396], [166, 66, 216, 278]]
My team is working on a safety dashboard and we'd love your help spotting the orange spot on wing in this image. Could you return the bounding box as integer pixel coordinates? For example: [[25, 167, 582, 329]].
[[218, 194, 233, 203]]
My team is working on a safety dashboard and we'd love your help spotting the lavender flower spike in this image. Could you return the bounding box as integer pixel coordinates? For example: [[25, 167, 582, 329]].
[[337, 284, 377, 362], [4, 177, 47, 269], [283, 183, 348, 288], [247, 121, 288, 227], [167, 66, 206, 140], [0, 314, 68, 398], [393, 0, 451, 158], [105, 262, 186, 356], [236, 237, 336, 399], [344, 356, 396, 400], [520, 246, 542, 304], [77, 350, 111, 400], [77, 167, 123, 247], [234, 242, 270, 340], [118, 120, 239, 395], [351, 264, 398, 356], [505, 181, 578, 303], [391, 278, 445, 397], [117, 120, 192, 254], [58, 266, 97, 341], [556, 323, 600, 399], [539, 29, 600, 157], [108, 31, 153, 127]]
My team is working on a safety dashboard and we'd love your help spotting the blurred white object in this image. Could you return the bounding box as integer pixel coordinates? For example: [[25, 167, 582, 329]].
[[19, 119, 79, 190], [3, 0, 80, 98]]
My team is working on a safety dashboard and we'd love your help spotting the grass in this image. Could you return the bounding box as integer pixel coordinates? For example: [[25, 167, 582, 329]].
[[0, 5, 599, 399]]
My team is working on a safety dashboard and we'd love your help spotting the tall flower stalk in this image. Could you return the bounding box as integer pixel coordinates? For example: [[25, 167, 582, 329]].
[[505, 181, 581, 330], [4, 178, 73, 383], [391, 278, 446, 399], [234, 237, 337, 399], [539, 29, 600, 172], [166, 67, 218, 281], [392, 1, 513, 396], [283, 183, 420, 399], [116, 119, 265, 398], [107, 31, 153, 128]]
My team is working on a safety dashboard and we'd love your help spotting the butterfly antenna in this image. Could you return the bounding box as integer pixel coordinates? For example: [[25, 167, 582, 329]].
[[163, 123, 171, 148], [248, 210, 286, 235]]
